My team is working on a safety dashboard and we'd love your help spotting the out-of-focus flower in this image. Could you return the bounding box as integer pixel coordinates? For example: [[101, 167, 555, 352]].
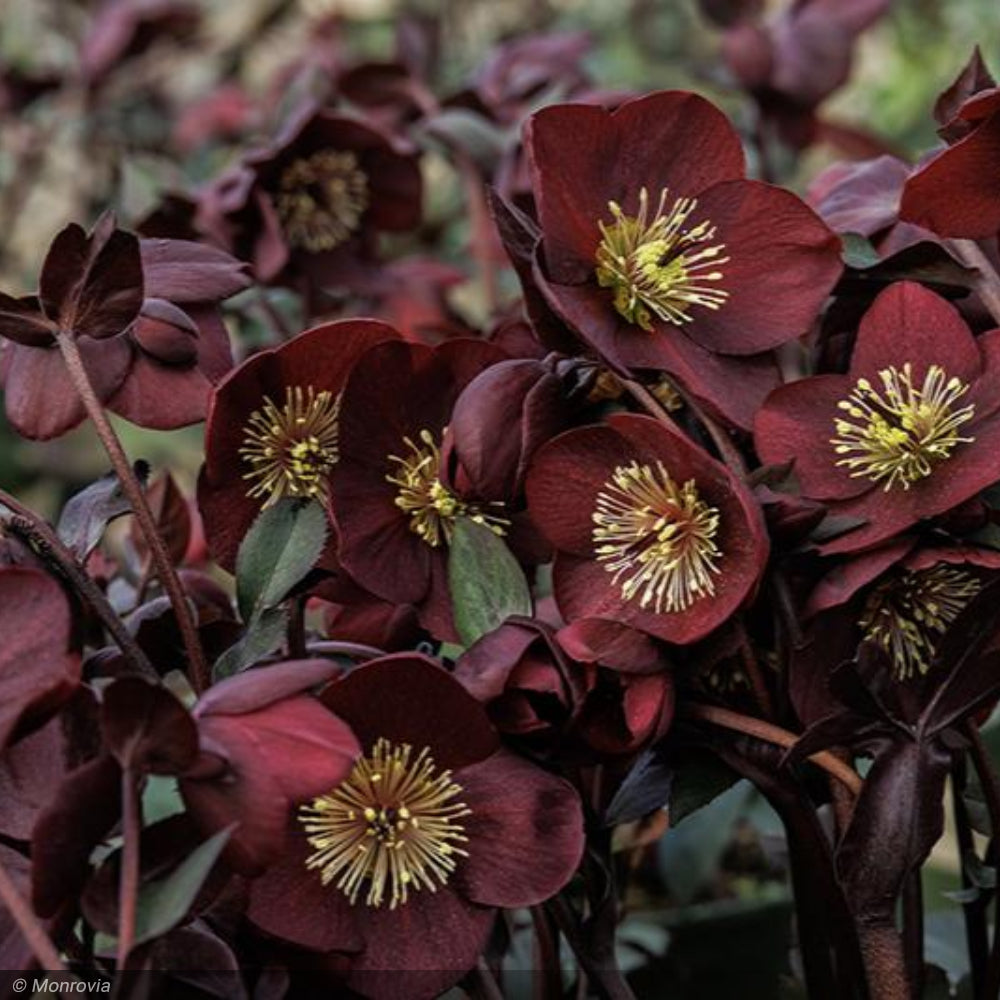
[[198, 319, 399, 571], [522, 90, 842, 428], [526, 413, 769, 643], [197, 104, 421, 295], [718, 0, 892, 153], [247, 655, 584, 1000], [755, 282, 1000, 553]]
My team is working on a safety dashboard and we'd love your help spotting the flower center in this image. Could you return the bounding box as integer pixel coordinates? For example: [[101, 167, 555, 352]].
[[300, 739, 471, 910], [831, 363, 975, 491], [386, 428, 509, 548], [594, 186, 728, 331], [275, 149, 369, 252], [239, 386, 340, 506], [592, 460, 722, 614], [859, 565, 982, 680]]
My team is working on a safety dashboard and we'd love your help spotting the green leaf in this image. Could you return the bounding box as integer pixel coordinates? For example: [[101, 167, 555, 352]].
[[131, 826, 232, 947], [448, 517, 532, 646], [235, 499, 327, 622], [841, 232, 882, 269], [213, 607, 288, 681]]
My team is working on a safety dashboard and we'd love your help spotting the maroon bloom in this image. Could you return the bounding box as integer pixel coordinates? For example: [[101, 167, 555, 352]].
[[526, 413, 769, 644], [523, 90, 842, 428], [0, 217, 248, 439], [247, 655, 584, 1000], [329, 338, 508, 639], [755, 281, 1000, 553], [198, 319, 399, 571], [197, 103, 421, 290], [900, 85, 1000, 239]]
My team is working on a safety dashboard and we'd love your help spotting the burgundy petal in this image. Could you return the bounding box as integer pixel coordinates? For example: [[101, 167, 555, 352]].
[[454, 750, 583, 906]]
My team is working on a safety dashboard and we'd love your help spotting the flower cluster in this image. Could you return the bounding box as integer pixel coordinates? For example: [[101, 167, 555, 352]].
[[7, 8, 1000, 1000]]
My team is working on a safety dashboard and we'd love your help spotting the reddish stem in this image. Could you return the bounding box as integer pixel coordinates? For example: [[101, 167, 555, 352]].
[[116, 766, 142, 968], [0, 853, 66, 972], [680, 702, 863, 796], [56, 332, 210, 693]]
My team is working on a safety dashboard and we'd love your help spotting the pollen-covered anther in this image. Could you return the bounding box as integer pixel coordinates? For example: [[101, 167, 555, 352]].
[[860, 565, 982, 680], [239, 386, 341, 506], [386, 428, 509, 547], [276, 149, 369, 252], [300, 738, 471, 909], [831, 363, 976, 491], [592, 460, 722, 614], [594, 186, 729, 330]]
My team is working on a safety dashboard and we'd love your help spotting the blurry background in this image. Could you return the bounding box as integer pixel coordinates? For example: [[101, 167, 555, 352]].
[[1, 1, 999, 994]]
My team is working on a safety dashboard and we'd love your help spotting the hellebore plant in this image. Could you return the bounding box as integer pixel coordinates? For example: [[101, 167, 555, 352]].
[[9, 16, 1000, 1000]]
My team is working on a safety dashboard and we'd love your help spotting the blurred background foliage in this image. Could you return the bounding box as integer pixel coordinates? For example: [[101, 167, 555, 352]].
[[1, 1, 999, 993]]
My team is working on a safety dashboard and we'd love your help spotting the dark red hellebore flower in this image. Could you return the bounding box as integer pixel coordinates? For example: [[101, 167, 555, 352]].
[[247, 655, 584, 1000]]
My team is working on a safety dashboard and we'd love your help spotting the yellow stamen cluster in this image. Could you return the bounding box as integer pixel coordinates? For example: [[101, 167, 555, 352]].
[[386, 429, 508, 547], [276, 149, 369, 252], [831, 363, 975, 491], [301, 739, 471, 910], [240, 386, 340, 506], [860, 565, 982, 680], [593, 460, 722, 614], [595, 186, 729, 330]]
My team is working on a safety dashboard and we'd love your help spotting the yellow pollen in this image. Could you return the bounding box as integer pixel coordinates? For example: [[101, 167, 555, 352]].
[[275, 149, 369, 252], [300, 739, 471, 909], [385, 428, 509, 548], [860, 565, 982, 680], [239, 386, 341, 506], [831, 363, 975, 491], [592, 460, 722, 614], [595, 186, 729, 331]]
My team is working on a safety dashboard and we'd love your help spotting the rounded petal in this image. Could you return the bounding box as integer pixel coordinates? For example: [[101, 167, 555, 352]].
[[453, 750, 583, 907], [527, 92, 745, 282], [754, 373, 871, 501], [348, 887, 495, 1000], [849, 281, 982, 386], [247, 825, 363, 953], [685, 179, 842, 355], [319, 654, 500, 769]]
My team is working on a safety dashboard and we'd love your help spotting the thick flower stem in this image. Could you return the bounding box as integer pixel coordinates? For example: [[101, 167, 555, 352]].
[[0, 852, 66, 972], [56, 332, 210, 693], [680, 703, 863, 796], [857, 922, 910, 1000], [0, 492, 156, 680], [530, 905, 564, 1000], [456, 154, 499, 317], [116, 766, 142, 968]]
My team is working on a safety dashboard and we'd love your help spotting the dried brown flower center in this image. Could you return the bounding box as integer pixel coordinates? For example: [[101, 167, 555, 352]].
[[593, 460, 721, 614], [300, 738, 471, 909], [860, 565, 982, 680], [831, 363, 975, 491], [595, 186, 728, 330], [276, 149, 369, 252], [386, 428, 508, 548], [240, 386, 340, 506]]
